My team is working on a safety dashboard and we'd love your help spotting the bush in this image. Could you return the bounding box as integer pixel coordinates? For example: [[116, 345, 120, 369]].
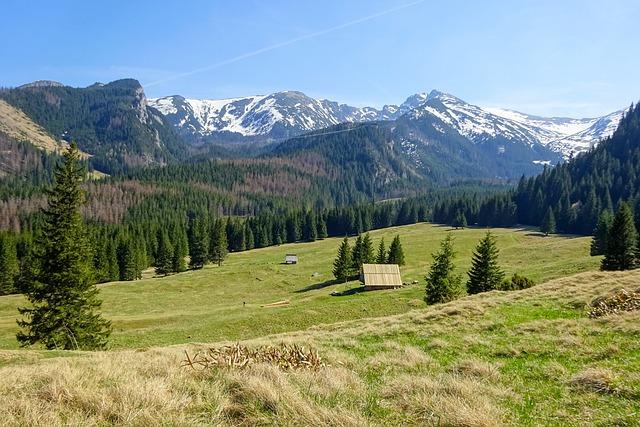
[[499, 273, 535, 291]]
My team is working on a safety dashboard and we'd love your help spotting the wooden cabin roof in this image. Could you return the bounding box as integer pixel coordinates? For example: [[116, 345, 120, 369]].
[[361, 263, 402, 287]]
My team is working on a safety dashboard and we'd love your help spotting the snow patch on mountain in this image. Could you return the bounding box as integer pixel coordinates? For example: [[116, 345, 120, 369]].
[[486, 106, 624, 157], [149, 89, 624, 158]]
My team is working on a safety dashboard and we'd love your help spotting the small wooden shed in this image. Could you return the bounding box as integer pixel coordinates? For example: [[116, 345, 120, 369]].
[[361, 264, 403, 290], [284, 254, 298, 264]]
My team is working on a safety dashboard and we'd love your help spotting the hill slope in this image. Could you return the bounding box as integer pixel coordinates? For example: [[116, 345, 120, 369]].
[[0, 80, 187, 174], [0, 268, 637, 426], [513, 102, 640, 234], [0, 99, 68, 154], [0, 224, 598, 349]]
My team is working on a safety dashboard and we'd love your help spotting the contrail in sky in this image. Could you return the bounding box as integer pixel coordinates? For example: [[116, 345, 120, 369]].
[[145, 0, 425, 87]]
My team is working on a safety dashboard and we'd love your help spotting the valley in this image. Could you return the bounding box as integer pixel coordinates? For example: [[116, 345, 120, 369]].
[[0, 230, 636, 425], [0, 223, 598, 349], [1, 3, 639, 424]]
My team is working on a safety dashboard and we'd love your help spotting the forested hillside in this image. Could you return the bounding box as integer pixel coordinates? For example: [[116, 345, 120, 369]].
[[435, 103, 640, 234], [0, 80, 187, 174], [269, 123, 426, 197], [1, 79, 635, 294]]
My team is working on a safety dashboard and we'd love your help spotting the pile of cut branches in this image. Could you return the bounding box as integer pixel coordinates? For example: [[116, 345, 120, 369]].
[[588, 288, 640, 318], [182, 342, 327, 371]]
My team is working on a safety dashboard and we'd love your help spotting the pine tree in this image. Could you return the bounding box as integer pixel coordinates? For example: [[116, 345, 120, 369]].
[[16, 143, 111, 350], [425, 234, 464, 305], [602, 202, 637, 271], [155, 230, 173, 276], [333, 237, 352, 282], [303, 211, 317, 241], [188, 216, 208, 269], [209, 219, 228, 266], [540, 207, 556, 236], [106, 239, 119, 281], [134, 238, 147, 279], [286, 215, 300, 243], [245, 223, 255, 249], [351, 234, 364, 272], [590, 210, 613, 256], [91, 233, 108, 284], [116, 237, 138, 281], [376, 238, 387, 264], [453, 210, 467, 229], [272, 220, 283, 245], [0, 233, 18, 295], [387, 235, 405, 266], [171, 225, 188, 273], [466, 231, 505, 294], [317, 215, 328, 239], [355, 212, 363, 235], [361, 233, 375, 264]]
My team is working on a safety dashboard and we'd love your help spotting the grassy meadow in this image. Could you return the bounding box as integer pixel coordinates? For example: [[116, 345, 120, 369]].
[[0, 223, 599, 350], [0, 269, 638, 426]]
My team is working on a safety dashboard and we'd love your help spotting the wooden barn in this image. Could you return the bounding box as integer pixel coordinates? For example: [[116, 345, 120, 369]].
[[284, 254, 298, 264], [360, 264, 403, 291]]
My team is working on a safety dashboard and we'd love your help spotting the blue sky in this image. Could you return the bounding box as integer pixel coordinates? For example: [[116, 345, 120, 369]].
[[2, 0, 639, 117]]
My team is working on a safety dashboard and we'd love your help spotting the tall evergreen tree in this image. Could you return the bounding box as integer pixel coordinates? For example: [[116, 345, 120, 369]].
[[466, 231, 505, 294], [0, 233, 18, 295], [16, 143, 111, 350], [116, 237, 138, 281], [171, 224, 188, 273], [245, 223, 255, 250], [106, 239, 119, 281], [155, 230, 174, 276], [387, 235, 405, 266], [134, 238, 147, 279], [333, 237, 352, 283], [361, 233, 375, 265], [317, 215, 328, 239], [376, 238, 387, 264], [188, 216, 208, 269], [425, 234, 464, 305], [540, 207, 556, 236], [285, 215, 300, 243], [590, 210, 613, 256], [452, 210, 467, 229], [602, 202, 637, 271], [209, 219, 228, 266], [351, 234, 364, 272], [303, 211, 317, 241]]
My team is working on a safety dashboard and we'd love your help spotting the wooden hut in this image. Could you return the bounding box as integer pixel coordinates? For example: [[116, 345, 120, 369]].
[[360, 264, 403, 290], [284, 254, 298, 264]]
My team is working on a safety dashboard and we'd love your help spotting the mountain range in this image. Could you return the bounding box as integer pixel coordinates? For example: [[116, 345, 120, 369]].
[[149, 90, 623, 159], [0, 79, 627, 184]]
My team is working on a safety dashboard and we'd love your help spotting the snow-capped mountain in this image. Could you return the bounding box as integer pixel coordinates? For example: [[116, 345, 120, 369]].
[[149, 89, 623, 157], [485, 107, 624, 157], [406, 90, 623, 158], [149, 91, 399, 143], [408, 90, 547, 147]]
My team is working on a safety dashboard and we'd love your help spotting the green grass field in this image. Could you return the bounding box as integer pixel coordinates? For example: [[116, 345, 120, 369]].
[[1, 269, 637, 426], [0, 223, 599, 350], [0, 223, 638, 426]]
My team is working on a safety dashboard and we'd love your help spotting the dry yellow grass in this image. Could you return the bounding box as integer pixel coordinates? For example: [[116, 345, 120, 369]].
[[569, 367, 621, 394], [0, 99, 64, 153], [380, 374, 510, 427], [0, 99, 92, 160], [0, 269, 638, 426]]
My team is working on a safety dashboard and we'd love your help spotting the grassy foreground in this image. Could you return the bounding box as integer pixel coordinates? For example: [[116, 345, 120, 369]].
[[0, 269, 638, 426], [0, 223, 599, 350]]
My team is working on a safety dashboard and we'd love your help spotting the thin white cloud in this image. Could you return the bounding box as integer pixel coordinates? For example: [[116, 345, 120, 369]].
[[144, 0, 425, 88]]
